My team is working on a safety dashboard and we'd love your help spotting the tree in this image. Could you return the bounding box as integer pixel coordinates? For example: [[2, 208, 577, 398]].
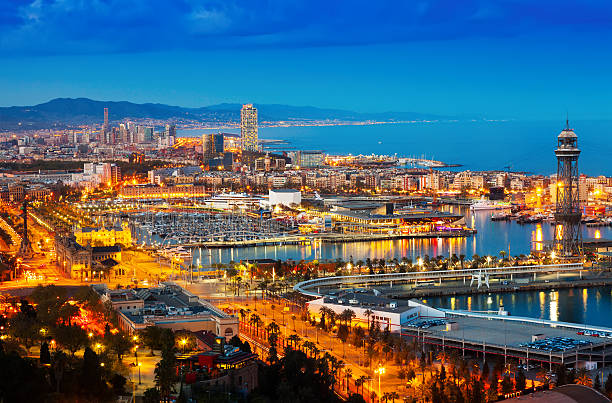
[[604, 373, 612, 397], [144, 387, 162, 403], [52, 350, 69, 394], [80, 347, 103, 396], [287, 334, 301, 350], [515, 369, 526, 391], [155, 354, 177, 402], [9, 313, 39, 353], [501, 374, 513, 394], [347, 393, 366, 403], [338, 325, 349, 358], [555, 364, 567, 386], [0, 348, 48, 401], [40, 341, 51, 364], [107, 332, 133, 361], [364, 309, 373, 330], [594, 373, 602, 391], [54, 324, 88, 356], [110, 374, 127, 396], [139, 326, 163, 355]]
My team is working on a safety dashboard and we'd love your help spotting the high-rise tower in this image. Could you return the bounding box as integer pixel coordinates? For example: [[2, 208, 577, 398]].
[[553, 120, 582, 257], [202, 133, 215, 159], [240, 104, 258, 152]]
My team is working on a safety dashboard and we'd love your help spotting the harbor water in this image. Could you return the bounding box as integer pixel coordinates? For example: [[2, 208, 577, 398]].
[[423, 286, 612, 328], [188, 207, 612, 265]]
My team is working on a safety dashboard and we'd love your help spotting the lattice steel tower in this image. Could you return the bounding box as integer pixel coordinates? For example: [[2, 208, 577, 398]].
[[553, 120, 582, 256]]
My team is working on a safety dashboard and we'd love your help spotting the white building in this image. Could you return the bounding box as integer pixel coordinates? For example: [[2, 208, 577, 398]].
[[268, 189, 301, 207], [307, 291, 445, 333]]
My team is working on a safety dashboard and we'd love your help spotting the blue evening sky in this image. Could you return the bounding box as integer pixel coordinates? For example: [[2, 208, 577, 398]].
[[1, 0, 612, 120]]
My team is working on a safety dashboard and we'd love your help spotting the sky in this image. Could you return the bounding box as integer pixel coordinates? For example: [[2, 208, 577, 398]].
[[1, 0, 612, 120]]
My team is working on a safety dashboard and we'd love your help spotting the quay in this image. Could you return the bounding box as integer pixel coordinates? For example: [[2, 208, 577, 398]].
[[181, 229, 476, 248]]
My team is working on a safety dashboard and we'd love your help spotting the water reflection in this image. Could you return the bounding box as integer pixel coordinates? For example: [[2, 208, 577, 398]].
[[181, 206, 612, 264], [426, 286, 612, 327]]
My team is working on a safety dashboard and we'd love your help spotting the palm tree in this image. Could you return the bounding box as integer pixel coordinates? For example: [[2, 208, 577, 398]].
[[436, 350, 449, 365], [459, 254, 466, 270], [287, 334, 301, 350], [357, 375, 368, 397], [354, 377, 363, 396], [364, 309, 373, 330], [249, 313, 261, 337], [388, 391, 399, 403], [340, 308, 356, 327], [302, 340, 316, 357], [345, 367, 353, 393], [266, 322, 280, 338]]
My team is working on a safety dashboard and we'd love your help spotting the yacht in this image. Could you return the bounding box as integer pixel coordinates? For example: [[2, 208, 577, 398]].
[[470, 198, 512, 211]]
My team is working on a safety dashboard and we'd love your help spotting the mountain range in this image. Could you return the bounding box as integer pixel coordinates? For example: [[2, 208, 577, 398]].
[[0, 98, 445, 131]]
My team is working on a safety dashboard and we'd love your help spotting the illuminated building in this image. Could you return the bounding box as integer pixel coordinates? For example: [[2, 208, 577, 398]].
[[240, 104, 258, 152], [119, 183, 207, 199], [74, 223, 132, 247], [202, 133, 216, 159], [307, 291, 444, 333], [297, 150, 324, 168], [94, 283, 239, 338], [102, 163, 121, 185], [55, 235, 123, 281], [326, 203, 466, 235]]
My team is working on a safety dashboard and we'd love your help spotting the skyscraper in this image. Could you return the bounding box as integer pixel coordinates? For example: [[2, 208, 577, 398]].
[[240, 104, 258, 152], [202, 133, 215, 159], [101, 107, 109, 143], [553, 120, 582, 257]]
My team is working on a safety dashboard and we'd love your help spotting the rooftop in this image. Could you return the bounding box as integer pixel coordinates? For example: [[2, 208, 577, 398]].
[[420, 314, 609, 350], [505, 385, 610, 403], [322, 290, 418, 313]]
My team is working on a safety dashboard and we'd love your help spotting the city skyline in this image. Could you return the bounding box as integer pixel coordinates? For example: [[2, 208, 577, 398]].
[[1, 1, 612, 120]]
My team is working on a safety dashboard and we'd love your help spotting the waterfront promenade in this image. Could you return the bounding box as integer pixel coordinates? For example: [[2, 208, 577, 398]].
[[294, 263, 598, 297]]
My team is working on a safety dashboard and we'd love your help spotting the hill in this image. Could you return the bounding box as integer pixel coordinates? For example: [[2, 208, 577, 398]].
[[0, 97, 445, 131]]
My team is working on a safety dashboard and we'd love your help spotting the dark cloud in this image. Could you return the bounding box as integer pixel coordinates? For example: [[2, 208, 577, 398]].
[[1, 0, 612, 55]]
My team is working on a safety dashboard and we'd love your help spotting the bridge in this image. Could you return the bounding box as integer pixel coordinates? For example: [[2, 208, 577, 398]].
[[294, 263, 585, 297]]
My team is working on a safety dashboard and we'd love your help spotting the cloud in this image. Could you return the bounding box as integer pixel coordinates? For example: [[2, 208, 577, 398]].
[[1, 0, 612, 55]]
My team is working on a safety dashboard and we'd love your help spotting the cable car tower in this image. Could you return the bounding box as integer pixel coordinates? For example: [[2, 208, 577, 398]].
[[553, 119, 582, 257]]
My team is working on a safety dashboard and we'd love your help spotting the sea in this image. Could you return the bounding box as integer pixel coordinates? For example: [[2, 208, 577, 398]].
[[178, 119, 612, 175]]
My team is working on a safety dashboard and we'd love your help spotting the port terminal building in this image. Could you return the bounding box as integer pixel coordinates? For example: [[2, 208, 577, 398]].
[[93, 282, 239, 339], [327, 202, 467, 235], [306, 290, 445, 333]]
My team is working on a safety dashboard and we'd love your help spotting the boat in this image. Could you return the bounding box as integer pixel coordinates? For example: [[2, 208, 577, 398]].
[[491, 212, 510, 221], [470, 198, 512, 211]]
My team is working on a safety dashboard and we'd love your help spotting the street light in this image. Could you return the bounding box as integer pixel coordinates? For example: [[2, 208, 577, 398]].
[[180, 338, 187, 353], [137, 362, 142, 384], [374, 364, 385, 398]]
